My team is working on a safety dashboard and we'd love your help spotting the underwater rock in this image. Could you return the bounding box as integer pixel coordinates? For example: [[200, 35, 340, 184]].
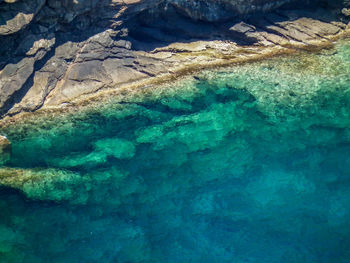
[[94, 137, 136, 159], [342, 8, 350, 16], [0, 135, 11, 165], [0, 167, 88, 203]]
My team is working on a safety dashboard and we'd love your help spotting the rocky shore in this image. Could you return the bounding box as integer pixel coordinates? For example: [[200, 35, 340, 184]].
[[0, 0, 350, 122], [0, 8, 350, 260]]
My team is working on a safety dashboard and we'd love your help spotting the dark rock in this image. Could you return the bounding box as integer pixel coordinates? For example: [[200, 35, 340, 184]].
[[0, 0, 45, 35], [228, 22, 259, 44]]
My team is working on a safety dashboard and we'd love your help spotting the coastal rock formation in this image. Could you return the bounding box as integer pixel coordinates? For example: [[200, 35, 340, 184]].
[[0, 38, 350, 208], [0, 0, 349, 118], [0, 38, 349, 262]]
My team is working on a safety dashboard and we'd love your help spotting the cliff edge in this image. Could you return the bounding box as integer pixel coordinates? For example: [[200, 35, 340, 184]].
[[0, 0, 349, 118]]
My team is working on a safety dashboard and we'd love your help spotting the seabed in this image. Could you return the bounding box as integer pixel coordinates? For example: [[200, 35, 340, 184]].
[[0, 39, 350, 263]]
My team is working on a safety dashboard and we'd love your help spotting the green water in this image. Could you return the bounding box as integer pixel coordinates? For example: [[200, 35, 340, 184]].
[[1, 40, 350, 263]]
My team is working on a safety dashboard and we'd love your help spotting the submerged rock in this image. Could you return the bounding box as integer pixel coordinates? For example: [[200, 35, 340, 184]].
[[342, 8, 350, 16], [0, 167, 88, 203], [94, 137, 136, 159], [0, 135, 10, 165]]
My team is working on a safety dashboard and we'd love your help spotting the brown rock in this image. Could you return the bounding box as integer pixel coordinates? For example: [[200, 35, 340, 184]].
[[0, 135, 11, 165]]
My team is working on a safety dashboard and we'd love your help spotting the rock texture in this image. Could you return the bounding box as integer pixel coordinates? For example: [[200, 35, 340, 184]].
[[169, 0, 297, 21], [0, 0, 349, 118], [0, 135, 11, 165]]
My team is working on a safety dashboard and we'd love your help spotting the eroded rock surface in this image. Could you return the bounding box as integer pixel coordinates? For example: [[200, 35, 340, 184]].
[[0, 0, 349, 118]]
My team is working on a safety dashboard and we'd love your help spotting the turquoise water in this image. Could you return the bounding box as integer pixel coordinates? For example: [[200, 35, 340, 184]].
[[1, 40, 350, 262]]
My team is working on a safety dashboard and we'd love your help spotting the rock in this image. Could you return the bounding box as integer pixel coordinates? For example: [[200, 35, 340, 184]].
[[0, 0, 349, 117], [0, 135, 11, 165], [15, 34, 56, 56], [169, 0, 298, 22], [0, 167, 88, 203], [342, 8, 350, 16], [0, 0, 46, 35], [229, 22, 259, 44], [94, 137, 136, 159]]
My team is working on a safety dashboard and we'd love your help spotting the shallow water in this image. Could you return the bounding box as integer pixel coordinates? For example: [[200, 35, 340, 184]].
[[1, 40, 350, 263]]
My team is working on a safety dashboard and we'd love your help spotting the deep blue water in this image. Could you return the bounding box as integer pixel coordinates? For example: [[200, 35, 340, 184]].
[[0, 41, 350, 263]]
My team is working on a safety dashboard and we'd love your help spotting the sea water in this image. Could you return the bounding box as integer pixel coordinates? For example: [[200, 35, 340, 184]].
[[0, 40, 350, 263]]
